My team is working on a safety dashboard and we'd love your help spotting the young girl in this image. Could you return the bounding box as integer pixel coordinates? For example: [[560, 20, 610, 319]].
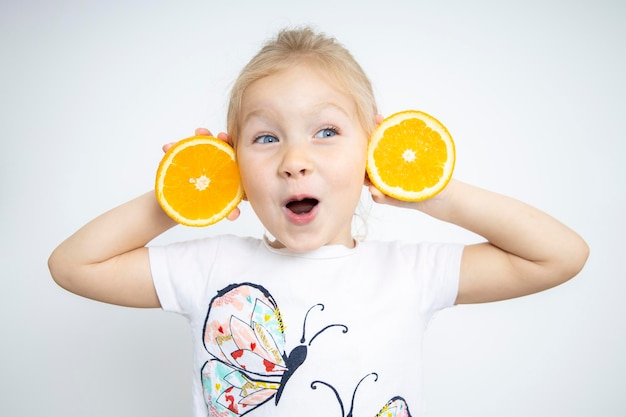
[[48, 27, 589, 417]]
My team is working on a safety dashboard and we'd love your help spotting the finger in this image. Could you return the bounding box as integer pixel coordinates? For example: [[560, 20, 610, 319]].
[[368, 184, 387, 203], [162, 142, 176, 153], [375, 114, 384, 125], [216, 132, 232, 145], [195, 127, 213, 136]]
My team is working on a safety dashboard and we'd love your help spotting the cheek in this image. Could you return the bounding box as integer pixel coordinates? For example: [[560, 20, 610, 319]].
[[328, 155, 367, 192], [339, 144, 367, 179], [238, 168, 263, 199], [235, 154, 262, 197]]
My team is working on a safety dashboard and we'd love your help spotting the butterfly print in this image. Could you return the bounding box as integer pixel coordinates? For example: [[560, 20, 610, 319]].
[[374, 397, 411, 417], [201, 282, 348, 416], [311, 373, 412, 417]]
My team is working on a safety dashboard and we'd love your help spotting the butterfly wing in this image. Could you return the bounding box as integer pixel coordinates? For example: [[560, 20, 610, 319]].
[[375, 396, 412, 417], [202, 360, 279, 416], [202, 283, 288, 415]]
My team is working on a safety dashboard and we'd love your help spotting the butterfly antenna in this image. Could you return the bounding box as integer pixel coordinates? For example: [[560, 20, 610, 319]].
[[346, 373, 378, 417], [311, 380, 345, 417], [308, 324, 349, 346], [300, 303, 324, 343]]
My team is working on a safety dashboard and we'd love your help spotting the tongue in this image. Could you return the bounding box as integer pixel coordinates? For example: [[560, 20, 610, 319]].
[[287, 199, 318, 214]]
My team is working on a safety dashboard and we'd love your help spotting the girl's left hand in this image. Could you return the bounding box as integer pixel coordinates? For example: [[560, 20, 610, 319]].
[[365, 175, 453, 214], [364, 113, 453, 213]]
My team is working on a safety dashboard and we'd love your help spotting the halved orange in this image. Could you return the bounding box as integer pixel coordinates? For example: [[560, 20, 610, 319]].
[[155, 135, 243, 227], [367, 110, 455, 201]]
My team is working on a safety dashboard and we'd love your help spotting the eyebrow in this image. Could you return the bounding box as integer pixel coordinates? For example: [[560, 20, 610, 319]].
[[243, 101, 353, 125], [309, 101, 352, 118], [242, 107, 276, 125]]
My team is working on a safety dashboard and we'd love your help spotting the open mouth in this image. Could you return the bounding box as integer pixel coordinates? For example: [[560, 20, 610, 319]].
[[285, 198, 319, 215]]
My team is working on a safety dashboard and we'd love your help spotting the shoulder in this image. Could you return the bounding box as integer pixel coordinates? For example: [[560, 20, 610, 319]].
[[359, 240, 464, 263], [214, 234, 266, 252], [150, 234, 264, 254], [148, 234, 266, 275]]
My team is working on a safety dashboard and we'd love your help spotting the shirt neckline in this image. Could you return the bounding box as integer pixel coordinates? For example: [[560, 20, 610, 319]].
[[262, 237, 360, 259]]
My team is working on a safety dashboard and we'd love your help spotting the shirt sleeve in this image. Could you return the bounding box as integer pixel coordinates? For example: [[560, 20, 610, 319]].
[[148, 237, 221, 316], [414, 242, 464, 318]]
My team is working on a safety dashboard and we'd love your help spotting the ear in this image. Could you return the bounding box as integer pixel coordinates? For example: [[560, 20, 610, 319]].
[[363, 114, 384, 187], [363, 171, 372, 187], [224, 131, 247, 202]]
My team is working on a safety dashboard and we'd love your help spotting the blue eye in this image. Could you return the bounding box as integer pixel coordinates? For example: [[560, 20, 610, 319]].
[[254, 134, 279, 144], [315, 127, 338, 138]]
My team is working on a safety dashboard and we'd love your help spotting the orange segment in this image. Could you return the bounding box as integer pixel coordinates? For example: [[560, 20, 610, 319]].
[[155, 135, 244, 227], [367, 110, 455, 201]]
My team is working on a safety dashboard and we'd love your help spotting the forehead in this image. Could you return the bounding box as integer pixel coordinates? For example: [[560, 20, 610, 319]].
[[241, 64, 356, 120]]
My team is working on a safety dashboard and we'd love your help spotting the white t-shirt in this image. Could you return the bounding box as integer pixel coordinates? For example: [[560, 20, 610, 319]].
[[149, 235, 463, 417]]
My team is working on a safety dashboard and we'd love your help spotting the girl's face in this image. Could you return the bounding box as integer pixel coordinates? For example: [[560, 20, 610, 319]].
[[236, 63, 369, 252]]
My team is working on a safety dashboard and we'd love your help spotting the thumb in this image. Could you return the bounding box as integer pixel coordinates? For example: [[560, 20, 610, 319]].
[[226, 207, 241, 221]]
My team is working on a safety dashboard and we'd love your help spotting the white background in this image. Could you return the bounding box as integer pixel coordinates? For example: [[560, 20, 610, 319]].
[[1, 0, 624, 416]]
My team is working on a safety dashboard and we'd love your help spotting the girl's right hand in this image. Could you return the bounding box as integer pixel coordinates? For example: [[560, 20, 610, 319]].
[[162, 128, 241, 221]]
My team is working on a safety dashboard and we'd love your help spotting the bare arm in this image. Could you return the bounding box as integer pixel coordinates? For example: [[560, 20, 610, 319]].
[[369, 179, 589, 304], [48, 191, 176, 308], [48, 129, 239, 308]]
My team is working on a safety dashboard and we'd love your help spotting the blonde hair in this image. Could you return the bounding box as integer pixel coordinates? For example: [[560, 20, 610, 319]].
[[226, 27, 378, 145]]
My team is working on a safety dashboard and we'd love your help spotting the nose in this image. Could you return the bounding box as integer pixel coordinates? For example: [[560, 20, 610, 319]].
[[279, 142, 313, 179]]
